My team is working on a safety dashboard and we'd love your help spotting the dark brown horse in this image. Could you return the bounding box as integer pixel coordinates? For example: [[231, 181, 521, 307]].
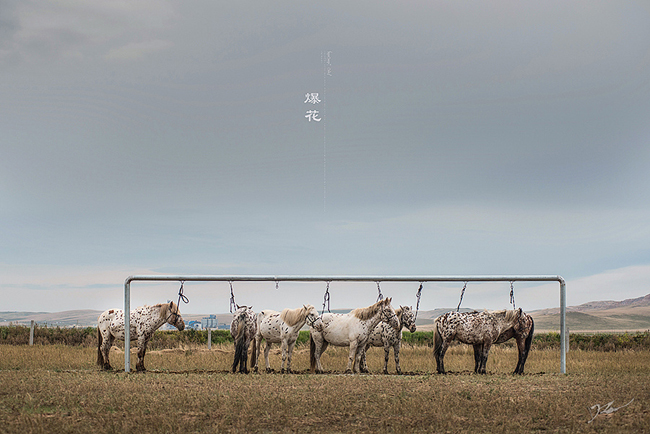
[[434, 308, 534, 374]]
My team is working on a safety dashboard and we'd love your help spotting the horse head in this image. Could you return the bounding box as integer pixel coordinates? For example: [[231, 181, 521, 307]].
[[165, 301, 185, 331], [304, 304, 324, 332], [400, 305, 417, 333], [380, 298, 400, 332]]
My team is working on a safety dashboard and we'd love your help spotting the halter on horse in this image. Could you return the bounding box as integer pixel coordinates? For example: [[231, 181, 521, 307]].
[[433, 308, 534, 375]]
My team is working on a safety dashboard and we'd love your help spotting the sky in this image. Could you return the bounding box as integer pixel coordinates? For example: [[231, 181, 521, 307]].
[[2, 1, 650, 315]]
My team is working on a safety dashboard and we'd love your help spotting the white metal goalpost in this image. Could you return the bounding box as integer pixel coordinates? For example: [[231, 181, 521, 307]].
[[123, 274, 567, 373]]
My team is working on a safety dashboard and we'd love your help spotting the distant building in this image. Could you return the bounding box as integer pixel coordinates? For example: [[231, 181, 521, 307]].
[[201, 314, 218, 330], [187, 320, 202, 330]]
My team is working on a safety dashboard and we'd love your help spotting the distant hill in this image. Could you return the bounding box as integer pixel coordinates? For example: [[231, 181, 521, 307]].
[[0, 310, 104, 327], [529, 293, 650, 332], [412, 294, 650, 332], [3, 294, 649, 332]]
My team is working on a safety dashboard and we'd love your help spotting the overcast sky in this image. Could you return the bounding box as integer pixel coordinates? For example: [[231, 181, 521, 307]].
[[2, 1, 650, 315]]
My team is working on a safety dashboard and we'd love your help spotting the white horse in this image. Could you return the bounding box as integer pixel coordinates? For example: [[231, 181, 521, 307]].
[[230, 305, 257, 374], [254, 304, 324, 373], [361, 305, 417, 374], [309, 298, 400, 374], [97, 301, 185, 372]]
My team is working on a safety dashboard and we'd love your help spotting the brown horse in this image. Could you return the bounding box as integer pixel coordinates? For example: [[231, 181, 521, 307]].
[[434, 308, 534, 375]]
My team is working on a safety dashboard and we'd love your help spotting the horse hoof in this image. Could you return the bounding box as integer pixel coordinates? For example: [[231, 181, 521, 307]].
[[266, 368, 274, 374], [344, 369, 353, 374]]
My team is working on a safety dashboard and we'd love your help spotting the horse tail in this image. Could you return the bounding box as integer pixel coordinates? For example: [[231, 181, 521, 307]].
[[309, 333, 316, 373], [524, 317, 535, 354], [96, 328, 103, 366], [433, 319, 443, 358], [249, 331, 257, 370]]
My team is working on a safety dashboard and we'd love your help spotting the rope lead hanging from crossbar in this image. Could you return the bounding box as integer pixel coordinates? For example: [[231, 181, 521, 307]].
[[229, 281, 237, 313], [456, 281, 468, 312], [177, 281, 189, 306], [376, 281, 383, 302], [510, 281, 516, 310], [321, 281, 331, 315], [414, 283, 423, 320]]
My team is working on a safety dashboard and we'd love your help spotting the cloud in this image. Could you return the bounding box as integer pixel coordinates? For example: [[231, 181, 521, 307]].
[[105, 39, 173, 61], [5, 0, 174, 63]]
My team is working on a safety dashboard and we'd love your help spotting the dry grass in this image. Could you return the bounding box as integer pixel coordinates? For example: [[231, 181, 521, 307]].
[[1, 344, 649, 433]]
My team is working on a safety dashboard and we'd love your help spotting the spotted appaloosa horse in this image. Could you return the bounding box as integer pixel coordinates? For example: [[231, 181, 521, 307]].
[[97, 301, 185, 372], [230, 305, 257, 374], [254, 304, 324, 373], [361, 305, 417, 374], [434, 308, 534, 375], [309, 297, 400, 374]]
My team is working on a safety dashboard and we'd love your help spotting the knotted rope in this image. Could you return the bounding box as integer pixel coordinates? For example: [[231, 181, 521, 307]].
[[414, 283, 423, 320], [229, 281, 237, 313], [376, 281, 384, 302], [321, 281, 331, 315], [456, 281, 468, 312]]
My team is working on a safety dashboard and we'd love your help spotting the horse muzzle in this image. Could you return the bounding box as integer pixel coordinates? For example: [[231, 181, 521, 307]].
[[312, 319, 325, 332], [409, 325, 417, 333], [176, 320, 185, 331]]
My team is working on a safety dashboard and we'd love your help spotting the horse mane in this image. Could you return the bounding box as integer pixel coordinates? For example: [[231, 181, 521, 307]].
[[487, 309, 520, 323], [351, 298, 391, 321], [281, 305, 315, 327], [157, 301, 177, 320]]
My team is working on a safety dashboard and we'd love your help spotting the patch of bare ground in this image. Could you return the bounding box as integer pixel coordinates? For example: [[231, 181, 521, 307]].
[[1, 344, 649, 433]]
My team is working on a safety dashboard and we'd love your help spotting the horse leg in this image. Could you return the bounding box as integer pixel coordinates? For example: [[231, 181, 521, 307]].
[[280, 339, 288, 373], [346, 341, 358, 374], [514, 335, 529, 374], [478, 343, 492, 374], [360, 344, 369, 373], [240, 339, 251, 374], [382, 342, 391, 374], [253, 335, 261, 373], [473, 344, 483, 373], [100, 333, 114, 370], [435, 340, 449, 374], [136, 336, 148, 372], [393, 341, 402, 375], [285, 341, 296, 374], [353, 342, 367, 374], [264, 341, 273, 373]]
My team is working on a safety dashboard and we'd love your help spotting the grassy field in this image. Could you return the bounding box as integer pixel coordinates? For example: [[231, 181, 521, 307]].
[[1, 343, 649, 433]]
